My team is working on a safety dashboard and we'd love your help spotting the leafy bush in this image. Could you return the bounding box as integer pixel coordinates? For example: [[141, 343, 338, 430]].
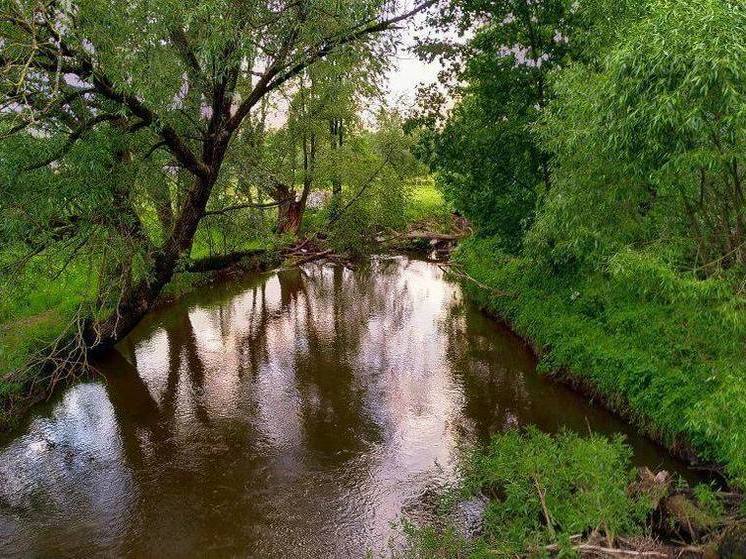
[[402, 429, 649, 558], [453, 238, 746, 486], [473, 429, 647, 556]]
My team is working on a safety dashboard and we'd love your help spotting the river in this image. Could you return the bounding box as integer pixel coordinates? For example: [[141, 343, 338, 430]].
[[0, 256, 696, 558]]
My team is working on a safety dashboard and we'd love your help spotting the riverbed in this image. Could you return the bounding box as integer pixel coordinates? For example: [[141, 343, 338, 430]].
[[0, 257, 695, 558]]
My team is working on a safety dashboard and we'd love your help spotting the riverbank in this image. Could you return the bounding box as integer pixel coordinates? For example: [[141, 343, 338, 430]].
[[400, 428, 745, 559], [450, 237, 746, 488], [0, 180, 454, 430], [0, 247, 281, 430]]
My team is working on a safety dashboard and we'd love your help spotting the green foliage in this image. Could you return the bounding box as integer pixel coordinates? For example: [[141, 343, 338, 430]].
[[410, 0, 581, 248], [453, 237, 746, 485], [323, 112, 425, 254], [475, 429, 646, 556], [533, 0, 746, 270], [693, 484, 725, 520], [429, 94, 538, 246], [402, 429, 649, 558], [401, 523, 476, 559], [190, 218, 273, 260], [404, 176, 453, 228], [0, 253, 94, 419]]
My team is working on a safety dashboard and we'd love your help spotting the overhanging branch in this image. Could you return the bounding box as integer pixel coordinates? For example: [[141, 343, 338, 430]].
[[226, 0, 437, 135]]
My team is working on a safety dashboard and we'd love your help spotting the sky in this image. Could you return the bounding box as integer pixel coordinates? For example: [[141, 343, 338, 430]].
[[386, 43, 441, 108], [384, 10, 443, 110]]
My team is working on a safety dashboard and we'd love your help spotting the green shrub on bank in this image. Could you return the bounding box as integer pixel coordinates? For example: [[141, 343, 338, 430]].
[[402, 429, 649, 558], [453, 237, 746, 486]]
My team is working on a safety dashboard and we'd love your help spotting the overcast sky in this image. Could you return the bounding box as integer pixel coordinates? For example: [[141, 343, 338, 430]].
[[384, 9, 442, 111], [386, 45, 441, 108]]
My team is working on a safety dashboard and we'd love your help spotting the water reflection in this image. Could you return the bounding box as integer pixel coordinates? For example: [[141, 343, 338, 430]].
[[0, 257, 693, 558]]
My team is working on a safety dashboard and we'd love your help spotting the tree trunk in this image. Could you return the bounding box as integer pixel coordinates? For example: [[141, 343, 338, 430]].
[[277, 199, 305, 235], [330, 118, 343, 212], [276, 129, 314, 236], [83, 174, 215, 352]]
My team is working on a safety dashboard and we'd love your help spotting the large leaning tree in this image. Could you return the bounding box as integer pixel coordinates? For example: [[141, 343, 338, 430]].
[[0, 0, 436, 357]]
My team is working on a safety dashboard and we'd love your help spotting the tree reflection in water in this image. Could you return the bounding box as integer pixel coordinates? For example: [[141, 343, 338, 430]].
[[0, 257, 694, 558]]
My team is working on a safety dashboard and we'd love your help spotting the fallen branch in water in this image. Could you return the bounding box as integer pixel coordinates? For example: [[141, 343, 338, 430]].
[[287, 249, 333, 267], [403, 230, 466, 242], [3, 305, 99, 428], [439, 263, 515, 298], [377, 227, 469, 246], [543, 544, 670, 558]]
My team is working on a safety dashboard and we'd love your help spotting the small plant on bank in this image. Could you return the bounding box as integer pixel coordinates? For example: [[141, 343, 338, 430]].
[[402, 429, 652, 558]]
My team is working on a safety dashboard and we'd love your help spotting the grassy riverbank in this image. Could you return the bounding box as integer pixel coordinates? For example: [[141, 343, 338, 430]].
[[0, 235, 278, 428], [401, 429, 738, 558], [452, 237, 746, 486], [0, 180, 449, 428]]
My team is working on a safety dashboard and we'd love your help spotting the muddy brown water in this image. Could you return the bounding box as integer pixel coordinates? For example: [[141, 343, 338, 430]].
[[0, 257, 699, 558]]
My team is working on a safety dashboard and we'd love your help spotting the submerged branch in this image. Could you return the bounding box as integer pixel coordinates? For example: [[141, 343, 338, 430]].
[[439, 263, 515, 298]]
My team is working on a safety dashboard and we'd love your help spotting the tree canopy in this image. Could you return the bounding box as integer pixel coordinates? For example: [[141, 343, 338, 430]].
[[0, 0, 436, 353]]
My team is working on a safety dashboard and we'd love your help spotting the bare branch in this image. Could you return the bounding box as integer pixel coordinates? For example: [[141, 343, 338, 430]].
[[204, 198, 293, 216]]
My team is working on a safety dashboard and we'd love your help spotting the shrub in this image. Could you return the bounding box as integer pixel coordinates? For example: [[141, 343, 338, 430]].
[[401, 429, 650, 558]]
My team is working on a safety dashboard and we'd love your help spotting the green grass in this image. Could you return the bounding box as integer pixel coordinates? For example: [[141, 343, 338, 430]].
[[453, 237, 746, 486], [190, 221, 274, 260], [0, 259, 93, 376], [405, 176, 452, 227], [0, 255, 95, 426], [0, 226, 277, 375]]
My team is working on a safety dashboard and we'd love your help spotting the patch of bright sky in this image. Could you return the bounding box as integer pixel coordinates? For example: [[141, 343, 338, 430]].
[[385, 13, 442, 110]]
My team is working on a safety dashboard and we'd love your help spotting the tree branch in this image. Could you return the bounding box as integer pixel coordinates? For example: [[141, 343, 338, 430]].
[[225, 0, 437, 135], [169, 27, 206, 92], [204, 198, 293, 216], [267, 0, 437, 94], [23, 113, 122, 171]]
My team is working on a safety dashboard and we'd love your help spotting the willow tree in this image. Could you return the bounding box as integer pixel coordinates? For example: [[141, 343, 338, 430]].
[[0, 0, 435, 360], [531, 0, 745, 272]]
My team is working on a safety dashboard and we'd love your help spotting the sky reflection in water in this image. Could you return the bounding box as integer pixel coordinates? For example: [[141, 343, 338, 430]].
[[0, 257, 691, 558]]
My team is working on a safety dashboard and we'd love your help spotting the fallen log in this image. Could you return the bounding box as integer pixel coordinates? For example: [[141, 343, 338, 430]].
[[542, 541, 685, 558], [402, 230, 466, 242], [287, 249, 333, 267], [185, 249, 267, 273], [570, 544, 669, 558]]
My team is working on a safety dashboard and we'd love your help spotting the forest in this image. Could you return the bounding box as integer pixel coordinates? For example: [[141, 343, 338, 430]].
[[0, 0, 744, 557]]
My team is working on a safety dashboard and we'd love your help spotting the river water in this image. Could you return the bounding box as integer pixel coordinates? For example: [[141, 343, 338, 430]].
[[0, 257, 694, 558]]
